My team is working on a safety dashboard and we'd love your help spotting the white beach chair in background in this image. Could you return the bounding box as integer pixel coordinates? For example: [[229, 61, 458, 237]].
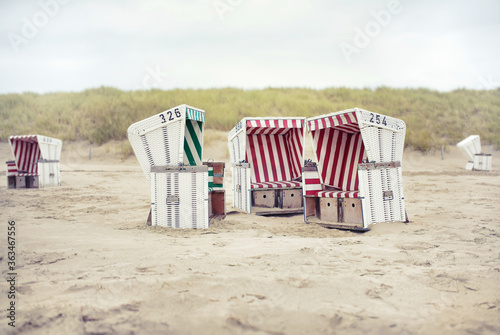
[[456, 135, 492, 171], [6, 135, 62, 189], [303, 108, 407, 231], [128, 105, 210, 228], [227, 117, 306, 215]]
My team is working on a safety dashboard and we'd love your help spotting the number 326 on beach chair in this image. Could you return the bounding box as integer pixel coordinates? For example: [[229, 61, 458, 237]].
[[228, 117, 306, 215], [128, 105, 223, 229], [303, 108, 407, 231]]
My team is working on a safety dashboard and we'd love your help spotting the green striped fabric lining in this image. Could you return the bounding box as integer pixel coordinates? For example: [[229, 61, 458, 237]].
[[183, 120, 203, 166]]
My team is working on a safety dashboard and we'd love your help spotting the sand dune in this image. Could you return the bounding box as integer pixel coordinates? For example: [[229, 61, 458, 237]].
[[0, 139, 499, 334]]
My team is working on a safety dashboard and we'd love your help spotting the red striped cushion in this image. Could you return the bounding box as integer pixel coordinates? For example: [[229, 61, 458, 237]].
[[315, 190, 359, 198], [251, 181, 302, 189]]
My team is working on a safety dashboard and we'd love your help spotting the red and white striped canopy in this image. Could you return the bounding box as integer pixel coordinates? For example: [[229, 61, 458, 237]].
[[308, 111, 359, 133], [246, 119, 303, 135], [9, 135, 42, 174], [245, 118, 304, 184]]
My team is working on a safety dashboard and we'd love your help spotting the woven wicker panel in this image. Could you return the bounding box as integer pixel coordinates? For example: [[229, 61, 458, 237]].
[[151, 171, 208, 229], [358, 166, 405, 228], [233, 166, 251, 213]]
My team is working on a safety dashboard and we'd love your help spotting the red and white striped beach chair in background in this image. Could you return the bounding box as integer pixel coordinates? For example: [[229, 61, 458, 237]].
[[457, 135, 492, 171], [228, 117, 306, 214], [6, 135, 62, 189], [128, 105, 211, 229], [304, 108, 407, 230]]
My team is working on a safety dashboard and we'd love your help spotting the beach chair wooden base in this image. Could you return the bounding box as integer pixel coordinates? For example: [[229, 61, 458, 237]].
[[27, 175, 39, 188], [252, 188, 303, 215], [7, 176, 16, 189], [253, 190, 275, 208], [7, 175, 41, 189], [282, 189, 302, 209], [305, 197, 365, 231], [16, 176, 26, 189], [209, 190, 226, 219]]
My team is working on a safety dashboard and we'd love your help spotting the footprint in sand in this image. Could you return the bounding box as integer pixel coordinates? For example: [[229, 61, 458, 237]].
[[436, 251, 456, 261], [425, 271, 471, 293], [366, 283, 393, 299], [395, 242, 438, 251]]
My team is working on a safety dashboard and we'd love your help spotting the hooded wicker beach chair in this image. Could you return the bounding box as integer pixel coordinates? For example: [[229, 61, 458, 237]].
[[303, 108, 407, 230], [6, 135, 62, 189], [456, 135, 492, 171], [227, 117, 306, 215], [127, 104, 211, 228]]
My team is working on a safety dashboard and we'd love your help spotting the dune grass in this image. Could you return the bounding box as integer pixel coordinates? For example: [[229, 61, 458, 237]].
[[0, 86, 499, 154]]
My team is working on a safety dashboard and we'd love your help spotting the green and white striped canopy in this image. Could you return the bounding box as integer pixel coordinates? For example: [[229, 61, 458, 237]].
[[186, 107, 205, 123]]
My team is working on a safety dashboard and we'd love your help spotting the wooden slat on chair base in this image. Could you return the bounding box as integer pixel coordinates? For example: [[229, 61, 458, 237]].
[[209, 190, 226, 219], [254, 208, 304, 216], [316, 222, 369, 232]]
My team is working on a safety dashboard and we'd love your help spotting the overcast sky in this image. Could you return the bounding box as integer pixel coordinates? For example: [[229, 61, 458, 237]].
[[1, 0, 499, 94]]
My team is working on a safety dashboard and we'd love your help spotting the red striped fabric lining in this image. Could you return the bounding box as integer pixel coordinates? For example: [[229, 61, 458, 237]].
[[303, 170, 322, 196], [6, 161, 18, 176], [9, 136, 41, 174], [246, 122, 303, 184], [311, 116, 365, 191], [315, 191, 359, 198], [251, 181, 301, 189]]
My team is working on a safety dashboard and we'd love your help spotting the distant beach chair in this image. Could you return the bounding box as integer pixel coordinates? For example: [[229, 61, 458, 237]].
[[6, 135, 62, 189], [456, 135, 492, 171], [227, 117, 306, 215], [128, 104, 220, 229], [303, 108, 407, 231]]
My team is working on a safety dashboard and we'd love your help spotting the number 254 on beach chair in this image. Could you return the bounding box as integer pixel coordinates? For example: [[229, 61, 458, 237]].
[[303, 108, 407, 231], [128, 105, 224, 229], [6, 135, 62, 189], [228, 117, 306, 215]]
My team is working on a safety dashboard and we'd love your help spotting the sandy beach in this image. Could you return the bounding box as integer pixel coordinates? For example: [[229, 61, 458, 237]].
[[1, 136, 499, 335]]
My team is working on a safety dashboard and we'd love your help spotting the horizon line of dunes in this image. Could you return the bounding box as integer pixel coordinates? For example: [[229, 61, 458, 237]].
[[0, 86, 499, 152]]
